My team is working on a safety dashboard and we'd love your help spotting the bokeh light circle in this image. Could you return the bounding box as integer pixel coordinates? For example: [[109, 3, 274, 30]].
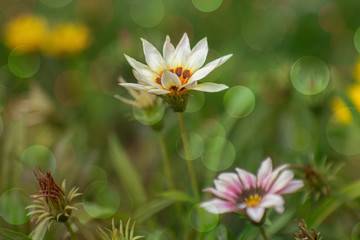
[[130, 0, 164, 28], [223, 86, 255, 118], [177, 132, 204, 161], [0, 188, 30, 225], [83, 180, 120, 219], [39, 0, 72, 8], [202, 137, 236, 171], [290, 56, 330, 95], [326, 107, 360, 156], [186, 92, 205, 113], [189, 204, 219, 232], [354, 27, 360, 54], [20, 145, 56, 173], [8, 47, 40, 78], [84, 165, 108, 182], [54, 70, 87, 107], [192, 0, 223, 13], [133, 97, 165, 126]]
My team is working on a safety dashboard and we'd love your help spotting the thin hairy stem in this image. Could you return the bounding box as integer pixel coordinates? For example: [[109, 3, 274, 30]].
[[157, 131, 176, 190], [178, 112, 200, 200], [259, 225, 269, 240], [64, 221, 79, 240]]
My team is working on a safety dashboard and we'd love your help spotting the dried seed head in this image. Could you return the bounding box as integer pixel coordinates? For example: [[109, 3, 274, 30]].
[[27, 168, 82, 229]]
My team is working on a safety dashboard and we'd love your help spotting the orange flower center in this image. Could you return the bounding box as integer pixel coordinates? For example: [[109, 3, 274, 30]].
[[155, 67, 192, 86], [244, 194, 262, 207]]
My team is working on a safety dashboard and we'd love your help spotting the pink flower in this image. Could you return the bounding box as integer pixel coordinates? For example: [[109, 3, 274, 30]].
[[200, 157, 304, 223]]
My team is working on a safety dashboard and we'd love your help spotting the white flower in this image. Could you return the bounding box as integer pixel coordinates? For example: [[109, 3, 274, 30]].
[[120, 33, 232, 111]]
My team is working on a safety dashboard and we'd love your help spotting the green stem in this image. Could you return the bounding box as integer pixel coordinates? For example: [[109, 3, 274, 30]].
[[64, 221, 79, 240], [178, 112, 200, 200], [259, 226, 269, 240], [157, 131, 176, 190]]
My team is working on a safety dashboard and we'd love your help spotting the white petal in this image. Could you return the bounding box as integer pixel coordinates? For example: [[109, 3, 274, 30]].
[[179, 81, 197, 90], [185, 37, 208, 72], [132, 70, 161, 89], [161, 70, 181, 89], [217, 172, 243, 193], [200, 199, 238, 214], [172, 33, 191, 67], [246, 207, 265, 223], [191, 82, 228, 92], [147, 89, 170, 95], [257, 157, 273, 189], [235, 168, 256, 189], [188, 54, 233, 82], [269, 170, 294, 194], [120, 83, 151, 91], [259, 194, 284, 208], [118, 77, 140, 99], [141, 38, 167, 73], [277, 180, 304, 194], [125, 54, 158, 78], [163, 35, 175, 66]]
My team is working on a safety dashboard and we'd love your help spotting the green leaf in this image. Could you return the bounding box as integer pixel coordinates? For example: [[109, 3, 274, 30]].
[[267, 209, 295, 235], [133, 198, 174, 223], [0, 228, 32, 240], [237, 223, 259, 240], [108, 134, 147, 207], [308, 180, 360, 227], [158, 191, 195, 203]]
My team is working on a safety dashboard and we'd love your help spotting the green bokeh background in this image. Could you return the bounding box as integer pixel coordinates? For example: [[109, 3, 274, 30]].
[[1, 0, 360, 239]]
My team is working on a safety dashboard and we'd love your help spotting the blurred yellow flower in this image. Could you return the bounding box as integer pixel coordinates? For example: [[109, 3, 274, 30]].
[[332, 84, 360, 124], [3, 14, 48, 52], [45, 23, 90, 58]]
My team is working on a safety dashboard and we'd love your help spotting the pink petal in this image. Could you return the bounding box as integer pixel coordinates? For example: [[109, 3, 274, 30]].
[[268, 170, 294, 194], [213, 179, 239, 200], [259, 194, 284, 208], [257, 157, 273, 189], [200, 199, 237, 214], [235, 168, 256, 189], [204, 187, 236, 202], [217, 172, 243, 193], [277, 180, 304, 194], [263, 164, 289, 191], [246, 207, 265, 223]]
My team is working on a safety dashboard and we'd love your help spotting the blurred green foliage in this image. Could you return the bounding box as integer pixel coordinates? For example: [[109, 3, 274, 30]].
[[1, 0, 360, 239]]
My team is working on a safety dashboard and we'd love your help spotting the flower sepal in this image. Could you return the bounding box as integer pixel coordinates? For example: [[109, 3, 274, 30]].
[[161, 92, 189, 112]]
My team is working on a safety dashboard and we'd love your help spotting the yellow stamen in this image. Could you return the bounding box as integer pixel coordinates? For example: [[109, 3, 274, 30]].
[[245, 194, 262, 207]]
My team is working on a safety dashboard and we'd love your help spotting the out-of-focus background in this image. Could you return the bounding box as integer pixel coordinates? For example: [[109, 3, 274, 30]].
[[1, 0, 360, 239]]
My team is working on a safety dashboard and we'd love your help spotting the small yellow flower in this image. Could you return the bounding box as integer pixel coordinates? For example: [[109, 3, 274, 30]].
[[45, 23, 90, 58], [332, 84, 360, 124], [3, 14, 48, 52]]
